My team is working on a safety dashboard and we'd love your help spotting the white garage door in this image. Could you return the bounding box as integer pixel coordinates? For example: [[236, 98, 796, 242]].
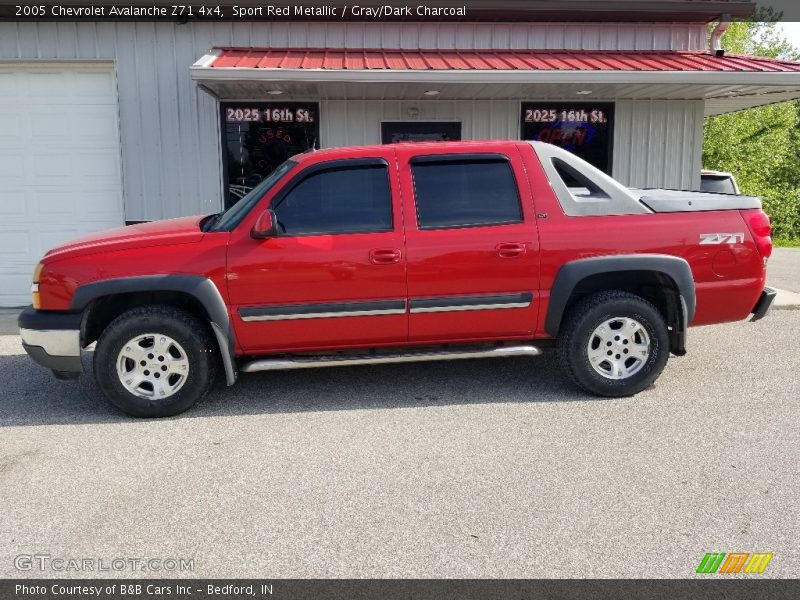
[[0, 64, 124, 307]]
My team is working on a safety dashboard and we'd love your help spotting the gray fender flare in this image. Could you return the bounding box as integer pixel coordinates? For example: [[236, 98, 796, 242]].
[[71, 274, 237, 386], [544, 254, 696, 339]]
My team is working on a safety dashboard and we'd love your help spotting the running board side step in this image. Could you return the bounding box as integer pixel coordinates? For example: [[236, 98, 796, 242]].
[[240, 345, 541, 373]]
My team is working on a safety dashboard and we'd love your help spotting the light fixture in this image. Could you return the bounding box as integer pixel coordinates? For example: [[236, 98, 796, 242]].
[[423, 90, 440, 96], [267, 89, 284, 95], [576, 90, 593, 95]]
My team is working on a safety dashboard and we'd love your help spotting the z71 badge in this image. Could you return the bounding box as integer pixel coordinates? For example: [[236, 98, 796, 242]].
[[699, 233, 745, 245]]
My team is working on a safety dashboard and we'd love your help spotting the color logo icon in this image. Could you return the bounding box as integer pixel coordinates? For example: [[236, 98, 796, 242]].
[[696, 552, 773, 574]]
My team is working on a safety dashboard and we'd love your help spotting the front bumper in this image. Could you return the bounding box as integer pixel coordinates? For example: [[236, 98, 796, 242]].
[[18, 306, 83, 373], [750, 287, 777, 322]]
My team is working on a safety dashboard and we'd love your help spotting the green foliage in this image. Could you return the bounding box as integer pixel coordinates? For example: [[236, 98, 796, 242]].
[[703, 20, 800, 240], [773, 237, 800, 248]]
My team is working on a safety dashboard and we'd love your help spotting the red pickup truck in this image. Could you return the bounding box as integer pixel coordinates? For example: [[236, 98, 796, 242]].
[[19, 141, 775, 417]]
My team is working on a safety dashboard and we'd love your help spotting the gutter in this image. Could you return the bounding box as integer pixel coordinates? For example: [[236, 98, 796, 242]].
[[710, 14, 732, 57]]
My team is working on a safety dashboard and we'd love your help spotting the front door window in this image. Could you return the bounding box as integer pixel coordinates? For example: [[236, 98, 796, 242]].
[[273, 164, 393, 236]]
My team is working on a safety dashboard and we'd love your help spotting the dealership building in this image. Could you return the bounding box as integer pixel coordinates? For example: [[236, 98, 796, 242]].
[[2, 0, 800, 305]]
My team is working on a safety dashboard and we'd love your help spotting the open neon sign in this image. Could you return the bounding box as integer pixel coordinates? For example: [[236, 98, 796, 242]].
[[521, 102, 614, 173]]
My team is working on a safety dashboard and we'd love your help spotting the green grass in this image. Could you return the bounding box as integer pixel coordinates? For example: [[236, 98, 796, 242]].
[[773, 238, 800, 248]]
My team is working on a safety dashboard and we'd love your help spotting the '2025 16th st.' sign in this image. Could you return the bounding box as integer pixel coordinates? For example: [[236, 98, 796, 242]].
[[225, 106, 316, 123]]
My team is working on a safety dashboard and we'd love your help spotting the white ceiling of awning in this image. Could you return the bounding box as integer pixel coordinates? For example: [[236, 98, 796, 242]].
[[194, 78, 800, 116]]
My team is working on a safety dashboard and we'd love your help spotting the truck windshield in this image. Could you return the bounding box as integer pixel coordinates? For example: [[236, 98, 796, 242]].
[[208, 160, 297, 232]]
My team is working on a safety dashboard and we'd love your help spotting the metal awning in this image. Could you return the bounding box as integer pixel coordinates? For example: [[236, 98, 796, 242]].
[[192, 48, 800, 115]]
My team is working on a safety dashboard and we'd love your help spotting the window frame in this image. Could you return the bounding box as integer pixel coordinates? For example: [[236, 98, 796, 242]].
[[268, 157, 395, 238], [551, 157, 611, 201], [409, 153, 525, 231]]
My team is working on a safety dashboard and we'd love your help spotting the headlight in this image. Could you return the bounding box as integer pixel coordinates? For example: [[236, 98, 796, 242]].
[[32, 262, 43, 309]]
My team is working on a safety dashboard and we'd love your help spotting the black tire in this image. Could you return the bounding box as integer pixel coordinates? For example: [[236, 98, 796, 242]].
[[93, 305, 218, 417], [556, 291, 670, 397]]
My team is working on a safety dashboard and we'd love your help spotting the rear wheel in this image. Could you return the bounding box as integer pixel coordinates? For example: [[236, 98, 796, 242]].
[[557, 291, 669, 397], [94, 305, 217, 417]]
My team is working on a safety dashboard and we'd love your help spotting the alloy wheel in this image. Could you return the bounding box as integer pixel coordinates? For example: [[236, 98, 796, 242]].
[[116, 333, 190, 399], [586, 317, 651, 380]]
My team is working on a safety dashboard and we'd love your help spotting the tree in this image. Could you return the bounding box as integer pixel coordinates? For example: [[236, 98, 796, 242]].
[[703, 19, 800, 241]]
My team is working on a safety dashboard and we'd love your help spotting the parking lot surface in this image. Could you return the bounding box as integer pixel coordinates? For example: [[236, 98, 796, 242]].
[[1, 307, 798, 578]]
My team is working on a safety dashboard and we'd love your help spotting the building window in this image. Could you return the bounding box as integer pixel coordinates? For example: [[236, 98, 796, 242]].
[[221, 102, 320, 208], [521, 102, 614, 174], [411, 155, 522, 230], [273, 163, 393, 236]]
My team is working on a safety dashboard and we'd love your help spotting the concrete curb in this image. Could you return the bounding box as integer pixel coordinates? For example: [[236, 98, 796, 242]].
[[773, 288, 800, 310], [0, 308, 21, 336]]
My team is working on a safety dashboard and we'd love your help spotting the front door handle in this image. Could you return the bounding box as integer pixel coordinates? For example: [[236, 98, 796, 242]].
[[495, 243, 526, 258], [369, 248, 402, 265]]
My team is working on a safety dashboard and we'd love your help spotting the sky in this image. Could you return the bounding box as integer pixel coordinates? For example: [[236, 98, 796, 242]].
[[774, 21, 800, 51]]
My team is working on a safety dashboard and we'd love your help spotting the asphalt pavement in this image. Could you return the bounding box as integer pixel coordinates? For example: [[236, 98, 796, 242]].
[[1, 308, 798, 578]]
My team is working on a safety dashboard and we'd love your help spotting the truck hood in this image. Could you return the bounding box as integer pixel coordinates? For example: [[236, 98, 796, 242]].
[[43, 215, 210, 262]]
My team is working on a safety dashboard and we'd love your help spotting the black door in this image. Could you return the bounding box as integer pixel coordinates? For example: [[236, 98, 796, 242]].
[[382, 121, 462, 144]]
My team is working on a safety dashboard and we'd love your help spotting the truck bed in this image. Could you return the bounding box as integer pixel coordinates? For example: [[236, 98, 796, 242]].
[[632, 188, 762, 213]]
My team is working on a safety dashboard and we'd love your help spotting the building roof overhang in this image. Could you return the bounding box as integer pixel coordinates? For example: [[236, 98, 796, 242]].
[[192, 48, 800, 115]]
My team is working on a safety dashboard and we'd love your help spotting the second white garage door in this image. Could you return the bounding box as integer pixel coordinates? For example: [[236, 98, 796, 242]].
[[0, 63, 124, 307]]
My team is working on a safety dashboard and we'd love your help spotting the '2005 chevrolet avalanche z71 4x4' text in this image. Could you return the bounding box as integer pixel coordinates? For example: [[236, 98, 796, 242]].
[[19, 141, 776, 417]]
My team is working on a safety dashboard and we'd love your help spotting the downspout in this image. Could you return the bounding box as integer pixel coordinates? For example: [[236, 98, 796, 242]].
[[710, 14, 731, 56]]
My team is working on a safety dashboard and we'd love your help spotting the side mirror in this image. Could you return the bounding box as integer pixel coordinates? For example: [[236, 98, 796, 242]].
[[251, 209, 277, 239]]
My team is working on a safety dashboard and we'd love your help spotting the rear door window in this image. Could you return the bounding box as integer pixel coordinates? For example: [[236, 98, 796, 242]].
[[410, 156, 523, 229]]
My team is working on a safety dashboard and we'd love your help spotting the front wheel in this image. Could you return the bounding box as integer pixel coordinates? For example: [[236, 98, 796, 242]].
[[557, 291, 670, 397], [94, 305, 218, 417]]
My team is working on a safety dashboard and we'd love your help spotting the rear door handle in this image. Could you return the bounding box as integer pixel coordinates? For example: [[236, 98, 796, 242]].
[[369, 248, 402, 265], [495, 243, 526, 258]]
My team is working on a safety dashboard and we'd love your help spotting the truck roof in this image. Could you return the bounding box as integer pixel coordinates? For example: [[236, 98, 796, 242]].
[[295, 139, 522, 161]]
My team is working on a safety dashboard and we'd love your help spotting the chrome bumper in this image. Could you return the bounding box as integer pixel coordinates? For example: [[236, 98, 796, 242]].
[[18, 306, 83, 374]]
